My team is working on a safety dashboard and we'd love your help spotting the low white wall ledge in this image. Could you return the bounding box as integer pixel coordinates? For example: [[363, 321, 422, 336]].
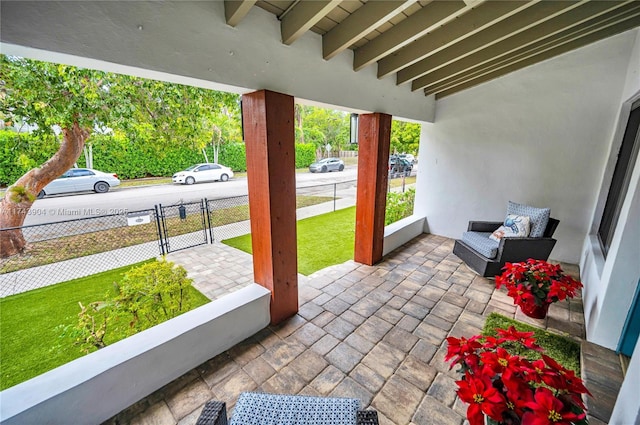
[[383, 215, 426, 256]]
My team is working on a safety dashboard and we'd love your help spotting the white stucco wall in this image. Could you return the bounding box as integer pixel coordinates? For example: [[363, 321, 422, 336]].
[[414, 29, 638, 263], [0, 1, 434, 123], [580, 29, 640, 350]]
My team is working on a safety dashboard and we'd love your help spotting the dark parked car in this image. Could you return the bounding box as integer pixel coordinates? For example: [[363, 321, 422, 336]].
[[389, 156, 413, 177], [309, 158, 345, 173]]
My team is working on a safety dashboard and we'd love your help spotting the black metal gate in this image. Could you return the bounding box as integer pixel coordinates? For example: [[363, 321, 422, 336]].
[[155, 200, 209, 254]]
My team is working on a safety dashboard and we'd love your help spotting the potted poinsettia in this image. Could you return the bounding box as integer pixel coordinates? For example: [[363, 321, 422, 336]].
[[496, 259, 583, 319], [445, 326, 590, 425]]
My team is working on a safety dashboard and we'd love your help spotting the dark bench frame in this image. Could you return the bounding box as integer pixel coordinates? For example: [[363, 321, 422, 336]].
[[195, 400, 379, 425], [453, 218, 559, 277]]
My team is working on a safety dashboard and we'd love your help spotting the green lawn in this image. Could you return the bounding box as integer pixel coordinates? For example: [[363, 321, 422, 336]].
[[223, 206, 356, 276], [483, 312, 581, 373], [0, 261, 209, 390]]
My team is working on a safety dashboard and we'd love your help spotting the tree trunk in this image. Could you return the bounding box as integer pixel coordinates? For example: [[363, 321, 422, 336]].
[[211, 126, 221, 164], [295, 105, 304, 143], [0, 122, 89, 258]]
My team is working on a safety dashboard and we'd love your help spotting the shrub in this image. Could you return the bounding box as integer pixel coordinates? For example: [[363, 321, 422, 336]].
[[63, 258, 196, 353], [385, 188, 415, 225], [295, 143, 316, 168]]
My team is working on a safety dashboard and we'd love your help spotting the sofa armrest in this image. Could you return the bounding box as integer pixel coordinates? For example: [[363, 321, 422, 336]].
[[196, 401, 228, 425], [497, 237, 557, 264], [468, 221, 502, 232]]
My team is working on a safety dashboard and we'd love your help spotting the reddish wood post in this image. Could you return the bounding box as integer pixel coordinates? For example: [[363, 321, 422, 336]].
[[354, 113, 392, 265], [242, 90, 298, 325]]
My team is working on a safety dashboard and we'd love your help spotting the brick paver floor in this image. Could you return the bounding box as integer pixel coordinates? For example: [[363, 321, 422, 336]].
[[106, 234, 585, 425], [166, 242, 255, 301]]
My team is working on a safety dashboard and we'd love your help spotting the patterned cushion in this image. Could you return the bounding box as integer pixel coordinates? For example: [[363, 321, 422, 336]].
[[461, 231, 500, 259], [230, 392, 360, 425], [489, 214, 530, 242], [507, 201, 550, 238]]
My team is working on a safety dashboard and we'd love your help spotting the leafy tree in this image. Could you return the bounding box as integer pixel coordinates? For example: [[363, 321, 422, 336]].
[[391, 120, 421, 156], [109, 75, 240, 165], [0, 55, 241, 258], [0, 55, 127, 257], [295, 105, 350, 159]]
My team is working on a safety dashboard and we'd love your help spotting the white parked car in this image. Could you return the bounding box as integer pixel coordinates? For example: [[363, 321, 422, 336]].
[[37, 168, 120, 198], [309, 158, 345, 173], [172, 163, 234, 185]]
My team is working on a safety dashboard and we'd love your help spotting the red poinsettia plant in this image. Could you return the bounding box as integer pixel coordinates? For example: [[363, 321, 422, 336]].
[[445, 326, 590, 425], [496, 259, 583, 315]]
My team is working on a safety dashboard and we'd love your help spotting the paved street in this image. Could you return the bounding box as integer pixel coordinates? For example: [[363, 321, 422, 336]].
[[22, 166, 360, 226]]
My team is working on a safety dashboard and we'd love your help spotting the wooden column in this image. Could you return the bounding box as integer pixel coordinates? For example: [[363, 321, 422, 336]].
[[354, 113, 392, 265], [242, 90, 298, 325]]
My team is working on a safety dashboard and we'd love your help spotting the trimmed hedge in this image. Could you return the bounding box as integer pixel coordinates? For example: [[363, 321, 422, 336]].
[[0, 130, 319, 185], [0, 131, 59, 186], [295, 143, 316, 169]]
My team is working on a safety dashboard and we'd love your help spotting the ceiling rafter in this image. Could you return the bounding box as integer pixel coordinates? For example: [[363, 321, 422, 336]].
[[397, 0, 585, 86], [251, 1, 640, 98], [376, 0, 537, 79], [436, 12, 640, 98], [426, 4, 640, 95], [281, 1, 342, 45], [352, 0, 467, 71], [322, 0, 419, 61], [225, 0, 258, 27], [412, 0, 635, 92]]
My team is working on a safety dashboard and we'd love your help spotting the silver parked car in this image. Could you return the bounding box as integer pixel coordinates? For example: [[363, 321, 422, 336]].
[[172, 163, 234, 185], [309, 158, 345, 173], [37, 168, 121, 198]]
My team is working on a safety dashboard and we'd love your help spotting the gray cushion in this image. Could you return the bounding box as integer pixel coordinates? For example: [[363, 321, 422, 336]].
[[507, 201, 550, 238], [461, 231, 499, 259]]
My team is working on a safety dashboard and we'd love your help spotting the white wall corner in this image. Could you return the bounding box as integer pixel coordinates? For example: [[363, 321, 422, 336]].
[[383, 215, 426, 256]]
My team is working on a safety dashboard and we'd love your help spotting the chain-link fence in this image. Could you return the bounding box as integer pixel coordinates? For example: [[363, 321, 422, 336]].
[[206, 195, 251, 242], [0, 208, 161, 297], [0, 180, 358, 297]]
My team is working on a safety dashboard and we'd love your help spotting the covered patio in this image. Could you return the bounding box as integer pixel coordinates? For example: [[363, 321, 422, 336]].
[[1, 1, 639, 424], [107, 234, 589, 425]]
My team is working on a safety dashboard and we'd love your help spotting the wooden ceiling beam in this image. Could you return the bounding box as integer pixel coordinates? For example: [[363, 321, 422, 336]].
[[425, 5, 640, 95], [225, 0, 257, 27], [397, 0, 583, 85], [411, 0, 633, 91], [435, 14, 640, 98], [376, 0, 535, 78], [281, 0, 342, 45], [352, 0, 467, 71], [323, 0, 418, 61]]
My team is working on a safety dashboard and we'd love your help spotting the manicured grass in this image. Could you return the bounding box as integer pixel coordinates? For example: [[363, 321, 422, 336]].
[[223, 206, 356, 276], [0, 261, 209, 390], [119, 177, 173, 188], [483, 312, 581, 373], [388, 175, 416, 188]]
